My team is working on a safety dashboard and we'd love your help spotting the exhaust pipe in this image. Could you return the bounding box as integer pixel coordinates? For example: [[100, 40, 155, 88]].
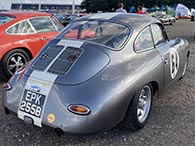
[[4, 107, 10, 115]]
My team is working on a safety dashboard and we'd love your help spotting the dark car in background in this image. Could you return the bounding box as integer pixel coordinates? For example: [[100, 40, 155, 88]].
[[156, 14, 176, 25], [54, 14, 80, 26], [40, 10, 80, 27]]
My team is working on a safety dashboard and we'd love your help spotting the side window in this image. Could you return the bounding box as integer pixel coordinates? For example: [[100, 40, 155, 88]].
[[29, 16, 56, 33], [134, 26, 154, 52], [7, 20, 34, 34], [151, 24, 166, 46]]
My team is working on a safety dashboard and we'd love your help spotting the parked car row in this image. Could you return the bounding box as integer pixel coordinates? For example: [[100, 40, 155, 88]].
[[39, 10, 81, 26], [0, 11, 64, 78], [53, 13, 80, 26]]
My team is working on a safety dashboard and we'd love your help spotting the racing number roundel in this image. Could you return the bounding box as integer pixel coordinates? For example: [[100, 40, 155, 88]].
[[170, 48, 179, 79]]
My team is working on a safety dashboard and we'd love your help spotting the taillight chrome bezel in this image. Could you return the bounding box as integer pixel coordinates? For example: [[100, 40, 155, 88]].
[[67, 104, 91, 115]]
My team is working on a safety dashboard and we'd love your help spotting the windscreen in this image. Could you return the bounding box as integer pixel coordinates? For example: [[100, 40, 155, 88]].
[[0, 15, 15, 25], [60, 20, 130, 49]]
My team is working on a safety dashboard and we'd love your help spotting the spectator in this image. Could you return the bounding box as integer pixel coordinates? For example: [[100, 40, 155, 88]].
[[136, 5, 145, 14], [116, 3, 127, 13], [129, 6, 136, 13]]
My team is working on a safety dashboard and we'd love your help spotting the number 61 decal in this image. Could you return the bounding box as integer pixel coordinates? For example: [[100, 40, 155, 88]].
[[170, 48, 179, 79]]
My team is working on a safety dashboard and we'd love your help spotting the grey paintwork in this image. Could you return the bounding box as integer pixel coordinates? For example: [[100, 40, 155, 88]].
[[3, 13, 189, 134]]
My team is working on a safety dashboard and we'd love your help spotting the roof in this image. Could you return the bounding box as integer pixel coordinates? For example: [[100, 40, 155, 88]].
[[0, 11, 51, 18], [80, 13, 159, 30]]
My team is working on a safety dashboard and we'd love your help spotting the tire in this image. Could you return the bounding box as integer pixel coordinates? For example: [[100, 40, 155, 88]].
[[1, 49, 30, 79], [123, 84, 153, 131], [170, 20, 175, 25], [179, 55, 188, 80]]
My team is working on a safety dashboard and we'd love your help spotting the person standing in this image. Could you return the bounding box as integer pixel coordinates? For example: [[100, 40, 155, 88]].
[[136, 5, 145, 14], [129, 6, 136, 13], [116, 3, 127, 13]]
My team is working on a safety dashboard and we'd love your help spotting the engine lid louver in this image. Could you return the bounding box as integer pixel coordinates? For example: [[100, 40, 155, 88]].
[[32, 45, 83, 76]]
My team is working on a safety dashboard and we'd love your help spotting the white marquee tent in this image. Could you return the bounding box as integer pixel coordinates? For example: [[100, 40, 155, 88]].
[[175, 3, 191, 18]]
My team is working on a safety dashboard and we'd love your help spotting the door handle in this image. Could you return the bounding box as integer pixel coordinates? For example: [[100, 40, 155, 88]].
[[40, 37, 48, 41]]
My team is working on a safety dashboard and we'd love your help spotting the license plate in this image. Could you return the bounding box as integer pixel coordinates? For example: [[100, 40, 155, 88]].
[[19, 89, 46, 118]]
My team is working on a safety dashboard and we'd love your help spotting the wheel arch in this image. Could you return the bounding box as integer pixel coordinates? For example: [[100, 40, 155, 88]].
[[1, 47, 33, 61], [122, 81, 156, 130], [12, 47, 33, 59], [149, 81, 159, 96], [1, 47, 33, 79]]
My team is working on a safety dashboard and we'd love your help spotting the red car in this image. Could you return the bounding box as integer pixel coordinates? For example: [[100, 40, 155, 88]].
[[0, 11, 63, 79]]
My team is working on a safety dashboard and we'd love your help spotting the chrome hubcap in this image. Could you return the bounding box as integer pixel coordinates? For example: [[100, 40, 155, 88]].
[[137, 85, 152, 123], [7, 53, 26, 75]]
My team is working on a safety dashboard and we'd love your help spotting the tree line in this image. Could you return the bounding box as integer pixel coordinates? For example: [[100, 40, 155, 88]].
[[81, 0, 195, 13]]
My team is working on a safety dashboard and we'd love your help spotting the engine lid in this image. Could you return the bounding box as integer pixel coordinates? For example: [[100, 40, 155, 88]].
[[26, 40, 110, 85]]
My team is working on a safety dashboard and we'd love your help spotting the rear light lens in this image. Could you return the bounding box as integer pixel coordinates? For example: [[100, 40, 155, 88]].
[[2, 83, 12, 91], [68, 104, 90, 115]]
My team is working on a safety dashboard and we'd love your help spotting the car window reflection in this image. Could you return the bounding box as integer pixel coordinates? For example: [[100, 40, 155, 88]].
[[7, 20, 34, 34], [29, 16, 56, 33], [134, 26, 154, 51], [62, 20, 130, 50]]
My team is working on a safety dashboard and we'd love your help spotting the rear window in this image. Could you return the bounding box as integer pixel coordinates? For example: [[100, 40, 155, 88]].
[[0, 15, 15, 25], [60, 20, 130, 50]]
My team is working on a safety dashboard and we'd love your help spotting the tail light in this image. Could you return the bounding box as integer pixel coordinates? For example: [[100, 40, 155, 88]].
[[68, 104, 90, 115]]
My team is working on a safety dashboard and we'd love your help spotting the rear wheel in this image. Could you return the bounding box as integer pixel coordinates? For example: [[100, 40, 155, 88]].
[[123, 84, 153, 131], [1, 49, 30, 79]]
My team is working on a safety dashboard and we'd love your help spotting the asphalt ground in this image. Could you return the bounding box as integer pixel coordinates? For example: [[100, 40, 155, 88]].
[[1, 19, 195, 146]]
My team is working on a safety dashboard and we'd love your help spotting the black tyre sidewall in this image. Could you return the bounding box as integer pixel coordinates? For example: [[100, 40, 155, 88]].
[[180, 55, 188, 79], [124, 84, 153, 131], [1, 49, 30, 79], [171, 20, 175, 25]]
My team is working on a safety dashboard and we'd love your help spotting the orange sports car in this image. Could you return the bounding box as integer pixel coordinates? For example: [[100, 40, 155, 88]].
[[0, 11, 63, 79]]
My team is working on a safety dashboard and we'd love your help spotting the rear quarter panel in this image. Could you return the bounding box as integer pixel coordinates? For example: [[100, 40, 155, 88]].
[[49, 44, 165, 131]]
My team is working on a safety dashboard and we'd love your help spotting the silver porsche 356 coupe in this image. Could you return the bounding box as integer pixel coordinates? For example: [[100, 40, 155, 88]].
[[3, 13, 189, 135]]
